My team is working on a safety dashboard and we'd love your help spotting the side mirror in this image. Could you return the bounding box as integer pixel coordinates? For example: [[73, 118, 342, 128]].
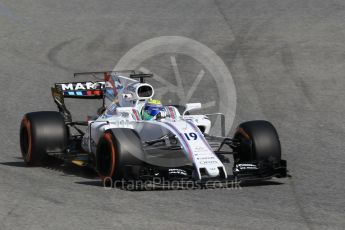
[[183, 103, 202, 117]]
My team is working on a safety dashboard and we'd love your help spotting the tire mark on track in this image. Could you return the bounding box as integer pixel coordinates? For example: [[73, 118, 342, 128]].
[[47, 38, 82, 72], [280, 44, 315, 106]]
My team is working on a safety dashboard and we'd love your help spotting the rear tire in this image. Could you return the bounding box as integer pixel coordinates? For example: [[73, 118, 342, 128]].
[[20, 111, 68, 166], [233, 120, 281, 164]]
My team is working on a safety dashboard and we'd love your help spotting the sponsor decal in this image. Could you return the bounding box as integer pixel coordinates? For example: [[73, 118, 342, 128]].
[[196, 156, 216, 160], [63, 90, 102, 96], [59, 81, 105, 91], [235, 164, 259, 171], [199, 161, 219, 165], [57, 81, 105, 97], [168, 168, 188, 177]]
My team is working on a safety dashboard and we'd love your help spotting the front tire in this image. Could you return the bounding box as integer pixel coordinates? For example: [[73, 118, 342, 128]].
[[96, 132, 118, 181], [233, 120, 281, 164], [96, 129, 144, 184]]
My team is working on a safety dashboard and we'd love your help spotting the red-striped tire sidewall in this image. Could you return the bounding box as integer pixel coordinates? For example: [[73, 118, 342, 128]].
[[99, 132, 116, 181], [21, 116, 33, 163]]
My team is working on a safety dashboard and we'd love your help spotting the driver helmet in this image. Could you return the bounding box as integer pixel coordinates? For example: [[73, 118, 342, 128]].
[[141, 99, 166, 120]]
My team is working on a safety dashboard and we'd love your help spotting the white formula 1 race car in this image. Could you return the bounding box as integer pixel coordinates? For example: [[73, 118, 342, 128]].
[[20, 71, 287, 188]]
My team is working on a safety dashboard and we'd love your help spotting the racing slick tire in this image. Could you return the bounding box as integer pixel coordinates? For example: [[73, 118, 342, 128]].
[[96, 128, 144, 185], [20, 111, 68, 166], [233, 120, 281, 164]]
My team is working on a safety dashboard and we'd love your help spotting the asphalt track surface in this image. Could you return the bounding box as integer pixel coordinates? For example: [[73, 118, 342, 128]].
[[1, 1, 345, 229]]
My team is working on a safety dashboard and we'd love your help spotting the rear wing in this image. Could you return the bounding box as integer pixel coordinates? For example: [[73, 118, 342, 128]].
[[51, 70, 152, 122], [53, 71, 129, 99], [53, 70, 153, 99], [54, 81, 105, 99]]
